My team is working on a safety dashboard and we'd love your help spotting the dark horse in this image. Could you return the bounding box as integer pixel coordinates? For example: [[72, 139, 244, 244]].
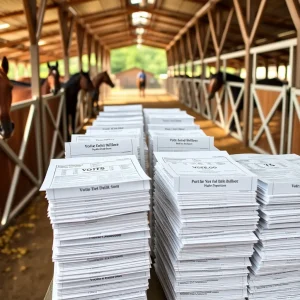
[[207, 71, 287, 130], [65, 71, 94, 136], [0, 56, 14, 139], [91, 71, 115, 113]]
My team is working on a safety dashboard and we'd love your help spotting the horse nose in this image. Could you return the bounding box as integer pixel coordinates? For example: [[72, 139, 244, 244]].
[[0, 121, 14, 139]]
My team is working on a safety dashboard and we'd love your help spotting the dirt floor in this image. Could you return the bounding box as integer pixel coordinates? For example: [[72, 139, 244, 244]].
[[0, 89, 254, 300]]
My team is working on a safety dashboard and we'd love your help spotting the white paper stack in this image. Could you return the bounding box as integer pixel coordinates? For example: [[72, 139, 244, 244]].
[[84, 128, 146, 172], [40, 156, 151, 300], [153, 151, 259, 300], [144, 111, 195, 133], [104, 104, 143, 112], [232, 154, 300, 300]]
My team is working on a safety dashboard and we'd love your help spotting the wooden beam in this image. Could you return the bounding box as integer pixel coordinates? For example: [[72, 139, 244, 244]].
[[76, 23, 85, 70], [166, 0, 220, 50], [208, 6, 234, 69], [233, 0, 267, 145], [36, 0, 47, 40], [87, 34, 93, 70], [285, 0, 300, 88]]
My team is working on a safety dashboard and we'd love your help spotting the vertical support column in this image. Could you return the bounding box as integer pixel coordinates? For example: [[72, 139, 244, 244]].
[[87, 34, 92, 72], [180, 35, 187, 76], [58, 8, 75, 81], [285, 0, 300, 88], [94, 39, 99, 74], [264, 59, 269, 79], [23, 0, 47, 175], [76, 23, 85, 71], [234, 0, 267, 145], [186, 28, 194, 77]]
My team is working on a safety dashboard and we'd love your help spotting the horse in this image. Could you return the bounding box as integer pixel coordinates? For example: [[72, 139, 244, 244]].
[[91, 71, 115, 113], [41, 62, 61, 95], [12, 62, 61, 103], [65, 71, 94, 137], [207, 71, 287, 131], [0, 57, 14, 139]]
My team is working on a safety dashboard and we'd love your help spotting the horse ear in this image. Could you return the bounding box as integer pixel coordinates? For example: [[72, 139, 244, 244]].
[[1, 56, 9, 74], [55, 61, 59, 68], [47, 62, 51, 69]]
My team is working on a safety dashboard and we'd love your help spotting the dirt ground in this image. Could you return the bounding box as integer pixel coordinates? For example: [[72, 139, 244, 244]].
[[0, 89, 254, 300]]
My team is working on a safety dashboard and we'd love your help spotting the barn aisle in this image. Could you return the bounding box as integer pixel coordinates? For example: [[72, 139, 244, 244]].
[[0, 89, 254, 300]]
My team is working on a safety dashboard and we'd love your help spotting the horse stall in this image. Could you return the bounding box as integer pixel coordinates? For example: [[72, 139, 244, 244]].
[[248, 39, 295, 154], [288, 88, 300, 154]]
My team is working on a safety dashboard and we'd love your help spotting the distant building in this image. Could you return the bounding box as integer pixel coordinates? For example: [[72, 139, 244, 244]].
[[114, 67, 160, 89]]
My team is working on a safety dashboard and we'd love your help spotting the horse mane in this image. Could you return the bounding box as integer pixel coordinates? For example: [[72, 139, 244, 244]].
[[64, 73, 82, 88], [93, 71, 105, 89]]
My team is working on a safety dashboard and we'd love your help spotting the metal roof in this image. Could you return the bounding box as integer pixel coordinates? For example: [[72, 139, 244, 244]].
[[0, 0, 297, 64]]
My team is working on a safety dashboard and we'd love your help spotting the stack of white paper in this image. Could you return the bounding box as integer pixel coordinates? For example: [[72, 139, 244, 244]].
[[144, 112, 195, 132], [232, 154, 300, 300], [83, 128, 146, 172], [40, 156, 151, 300], [104, 104, 143, 112], [153, 151, 259, 300]]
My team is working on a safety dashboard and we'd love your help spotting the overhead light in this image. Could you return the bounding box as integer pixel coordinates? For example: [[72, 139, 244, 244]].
[[136, 27, 145, 35], [132, 11, 151, 26], [38, 40, 46, 46], [0, 23, 10, 30]]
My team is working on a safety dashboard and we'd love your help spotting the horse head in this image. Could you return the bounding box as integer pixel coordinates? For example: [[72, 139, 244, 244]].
[[208, 71, 224, 100], [80, 71, 94, 94], [102, 71, 115, 88], [0, 57, 14, 140], [47, 61, 61, 95], [91, 71, 115, 102]]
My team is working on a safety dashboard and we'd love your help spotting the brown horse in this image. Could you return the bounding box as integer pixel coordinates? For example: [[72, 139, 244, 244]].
[[92, 71, 115, 112], [0, 57, 14, 139], [41, 62, 61, 95], [12, 62, 61, 103]]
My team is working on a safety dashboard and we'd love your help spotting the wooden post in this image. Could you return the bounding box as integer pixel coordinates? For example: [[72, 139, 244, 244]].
[[76, 23, 85, 71], [195, 19, 210, 78], [87, 34, 92, 72], [100, 46, 105, 72], [23, 0, 46, 174], [94, 39, 99, 73], [58, 7, 75, 80], [174, 41, 180, 76], [208, 6, 234, 71], [264, 59, 269, 79], [233, 0, 267, 145], [180, 35, 187, 75], [285, 0, 300, 88], [186, 28, 194, 76]]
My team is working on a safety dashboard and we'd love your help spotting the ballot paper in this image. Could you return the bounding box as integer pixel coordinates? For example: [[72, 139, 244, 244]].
[[40, 156, 151, 300], [83, 129, 146, 171], [65, 137, 140, 162], [153, 151, 259, 300], [104, 104, 143, 112], [147, 124, 200, 131], [231, 154, 300, 300], [97, 113, 143, 120]]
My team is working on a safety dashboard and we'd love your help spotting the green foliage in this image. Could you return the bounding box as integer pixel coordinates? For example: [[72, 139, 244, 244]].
[[111, 45, 167, 76], [8, 45, 167, 80]]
